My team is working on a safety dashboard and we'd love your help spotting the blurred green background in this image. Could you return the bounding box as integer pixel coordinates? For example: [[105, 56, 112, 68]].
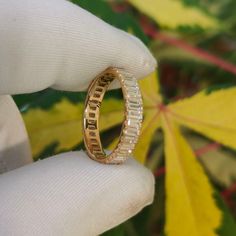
[[14, 0, 236, 235]]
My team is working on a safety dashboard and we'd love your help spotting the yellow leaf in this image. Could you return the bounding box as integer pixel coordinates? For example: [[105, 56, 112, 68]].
[[138, 71, 162, 106], [134, 109, 161, 163], [23, 98, 123, 157], [145, 132, 163, 171], [129, 0, 219, 29], [169, 88, 236, 150], [161, 113, 221, 236]]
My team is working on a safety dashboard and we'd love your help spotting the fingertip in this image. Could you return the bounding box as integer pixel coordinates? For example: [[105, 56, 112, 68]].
[[111, 29, 157, 79], [124, 157, 155, 206]]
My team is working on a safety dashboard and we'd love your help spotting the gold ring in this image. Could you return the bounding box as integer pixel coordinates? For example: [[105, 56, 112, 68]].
[[83, 67, 143, 164]]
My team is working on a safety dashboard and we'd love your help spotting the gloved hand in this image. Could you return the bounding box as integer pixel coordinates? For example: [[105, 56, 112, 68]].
[[0, 0, 157, 235]]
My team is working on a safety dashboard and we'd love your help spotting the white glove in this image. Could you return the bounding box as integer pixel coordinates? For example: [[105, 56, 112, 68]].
[[0, 0, 157, 235]]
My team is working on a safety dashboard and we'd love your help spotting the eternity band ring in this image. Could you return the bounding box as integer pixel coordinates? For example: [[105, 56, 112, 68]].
[[83, 67, 143, 164]]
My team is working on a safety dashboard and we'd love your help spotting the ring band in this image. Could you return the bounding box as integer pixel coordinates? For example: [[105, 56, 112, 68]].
[[83, 67, 143, 164]]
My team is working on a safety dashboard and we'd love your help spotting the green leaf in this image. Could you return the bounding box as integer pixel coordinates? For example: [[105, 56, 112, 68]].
[[101, 224, 125, 236], [215, 192, 236, 236]]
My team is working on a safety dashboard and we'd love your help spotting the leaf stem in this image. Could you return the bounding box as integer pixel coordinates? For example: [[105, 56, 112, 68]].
[[140, 17, 236, 75]]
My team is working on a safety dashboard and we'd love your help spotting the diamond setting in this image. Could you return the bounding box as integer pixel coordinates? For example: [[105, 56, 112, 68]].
[[83, 68, 143, 164]]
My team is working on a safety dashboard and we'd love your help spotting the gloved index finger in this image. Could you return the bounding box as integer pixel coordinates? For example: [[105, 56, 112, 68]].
[[0, 0, 156, 95]]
